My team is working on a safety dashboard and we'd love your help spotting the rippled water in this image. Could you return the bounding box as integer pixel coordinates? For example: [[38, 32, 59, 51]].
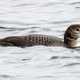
[[0, 0, 80, 80]]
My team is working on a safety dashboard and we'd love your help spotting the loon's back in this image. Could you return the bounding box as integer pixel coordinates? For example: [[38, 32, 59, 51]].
[[0, 34, 64, 47]]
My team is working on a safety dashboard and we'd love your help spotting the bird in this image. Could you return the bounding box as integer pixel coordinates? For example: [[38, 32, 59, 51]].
[[0, 24, 80, 48]]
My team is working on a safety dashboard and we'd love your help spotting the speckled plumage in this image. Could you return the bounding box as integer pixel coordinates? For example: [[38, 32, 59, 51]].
[[0, 34, 63, 47]]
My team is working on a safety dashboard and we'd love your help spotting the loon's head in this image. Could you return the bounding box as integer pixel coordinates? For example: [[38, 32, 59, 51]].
[[64, 24, 80, 48]]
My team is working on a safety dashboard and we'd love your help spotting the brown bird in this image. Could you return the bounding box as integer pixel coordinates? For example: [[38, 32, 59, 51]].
[[0, 24, 80, 48]]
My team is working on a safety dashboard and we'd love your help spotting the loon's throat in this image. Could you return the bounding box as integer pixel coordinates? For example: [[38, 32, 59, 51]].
[[75, 38, 80, 47]]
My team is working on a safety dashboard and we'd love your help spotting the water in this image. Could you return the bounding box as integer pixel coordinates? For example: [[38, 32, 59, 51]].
[[0, 0, 80, 80]]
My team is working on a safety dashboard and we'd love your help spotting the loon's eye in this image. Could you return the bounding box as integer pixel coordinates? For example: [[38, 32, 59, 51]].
[[76, 28, 80, 31]]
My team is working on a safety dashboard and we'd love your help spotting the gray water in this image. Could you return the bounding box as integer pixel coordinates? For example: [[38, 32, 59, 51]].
[[0, 0, 80, 80]]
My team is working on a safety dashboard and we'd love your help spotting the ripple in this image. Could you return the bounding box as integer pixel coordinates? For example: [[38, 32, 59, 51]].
[[41, 28, 51, 31], [50, 55, 80, 60], [0, 74, 15, 79], [21, 58, 31, 61], [36, 75, 54, 79], [0, 25, 41, 32], [50, 56, 73, 60], [50, 56, 59, 60], [48, 20, 73, 24], [0, 20, 39, 26], [63, 63, 80, 67], [70, 2, 80, 5], [13, 3, 35, 7], [41, 2, 64, 7], [4, 57, 32, 64], [75, 6, 80, 9], [0, 26, 27, 32]]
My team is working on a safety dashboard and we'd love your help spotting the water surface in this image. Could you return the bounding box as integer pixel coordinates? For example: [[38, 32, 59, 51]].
[[0, 0, 80, 80]]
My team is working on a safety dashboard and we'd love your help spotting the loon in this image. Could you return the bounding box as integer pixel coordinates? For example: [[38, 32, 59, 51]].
[[0, 24, 80, 48]]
